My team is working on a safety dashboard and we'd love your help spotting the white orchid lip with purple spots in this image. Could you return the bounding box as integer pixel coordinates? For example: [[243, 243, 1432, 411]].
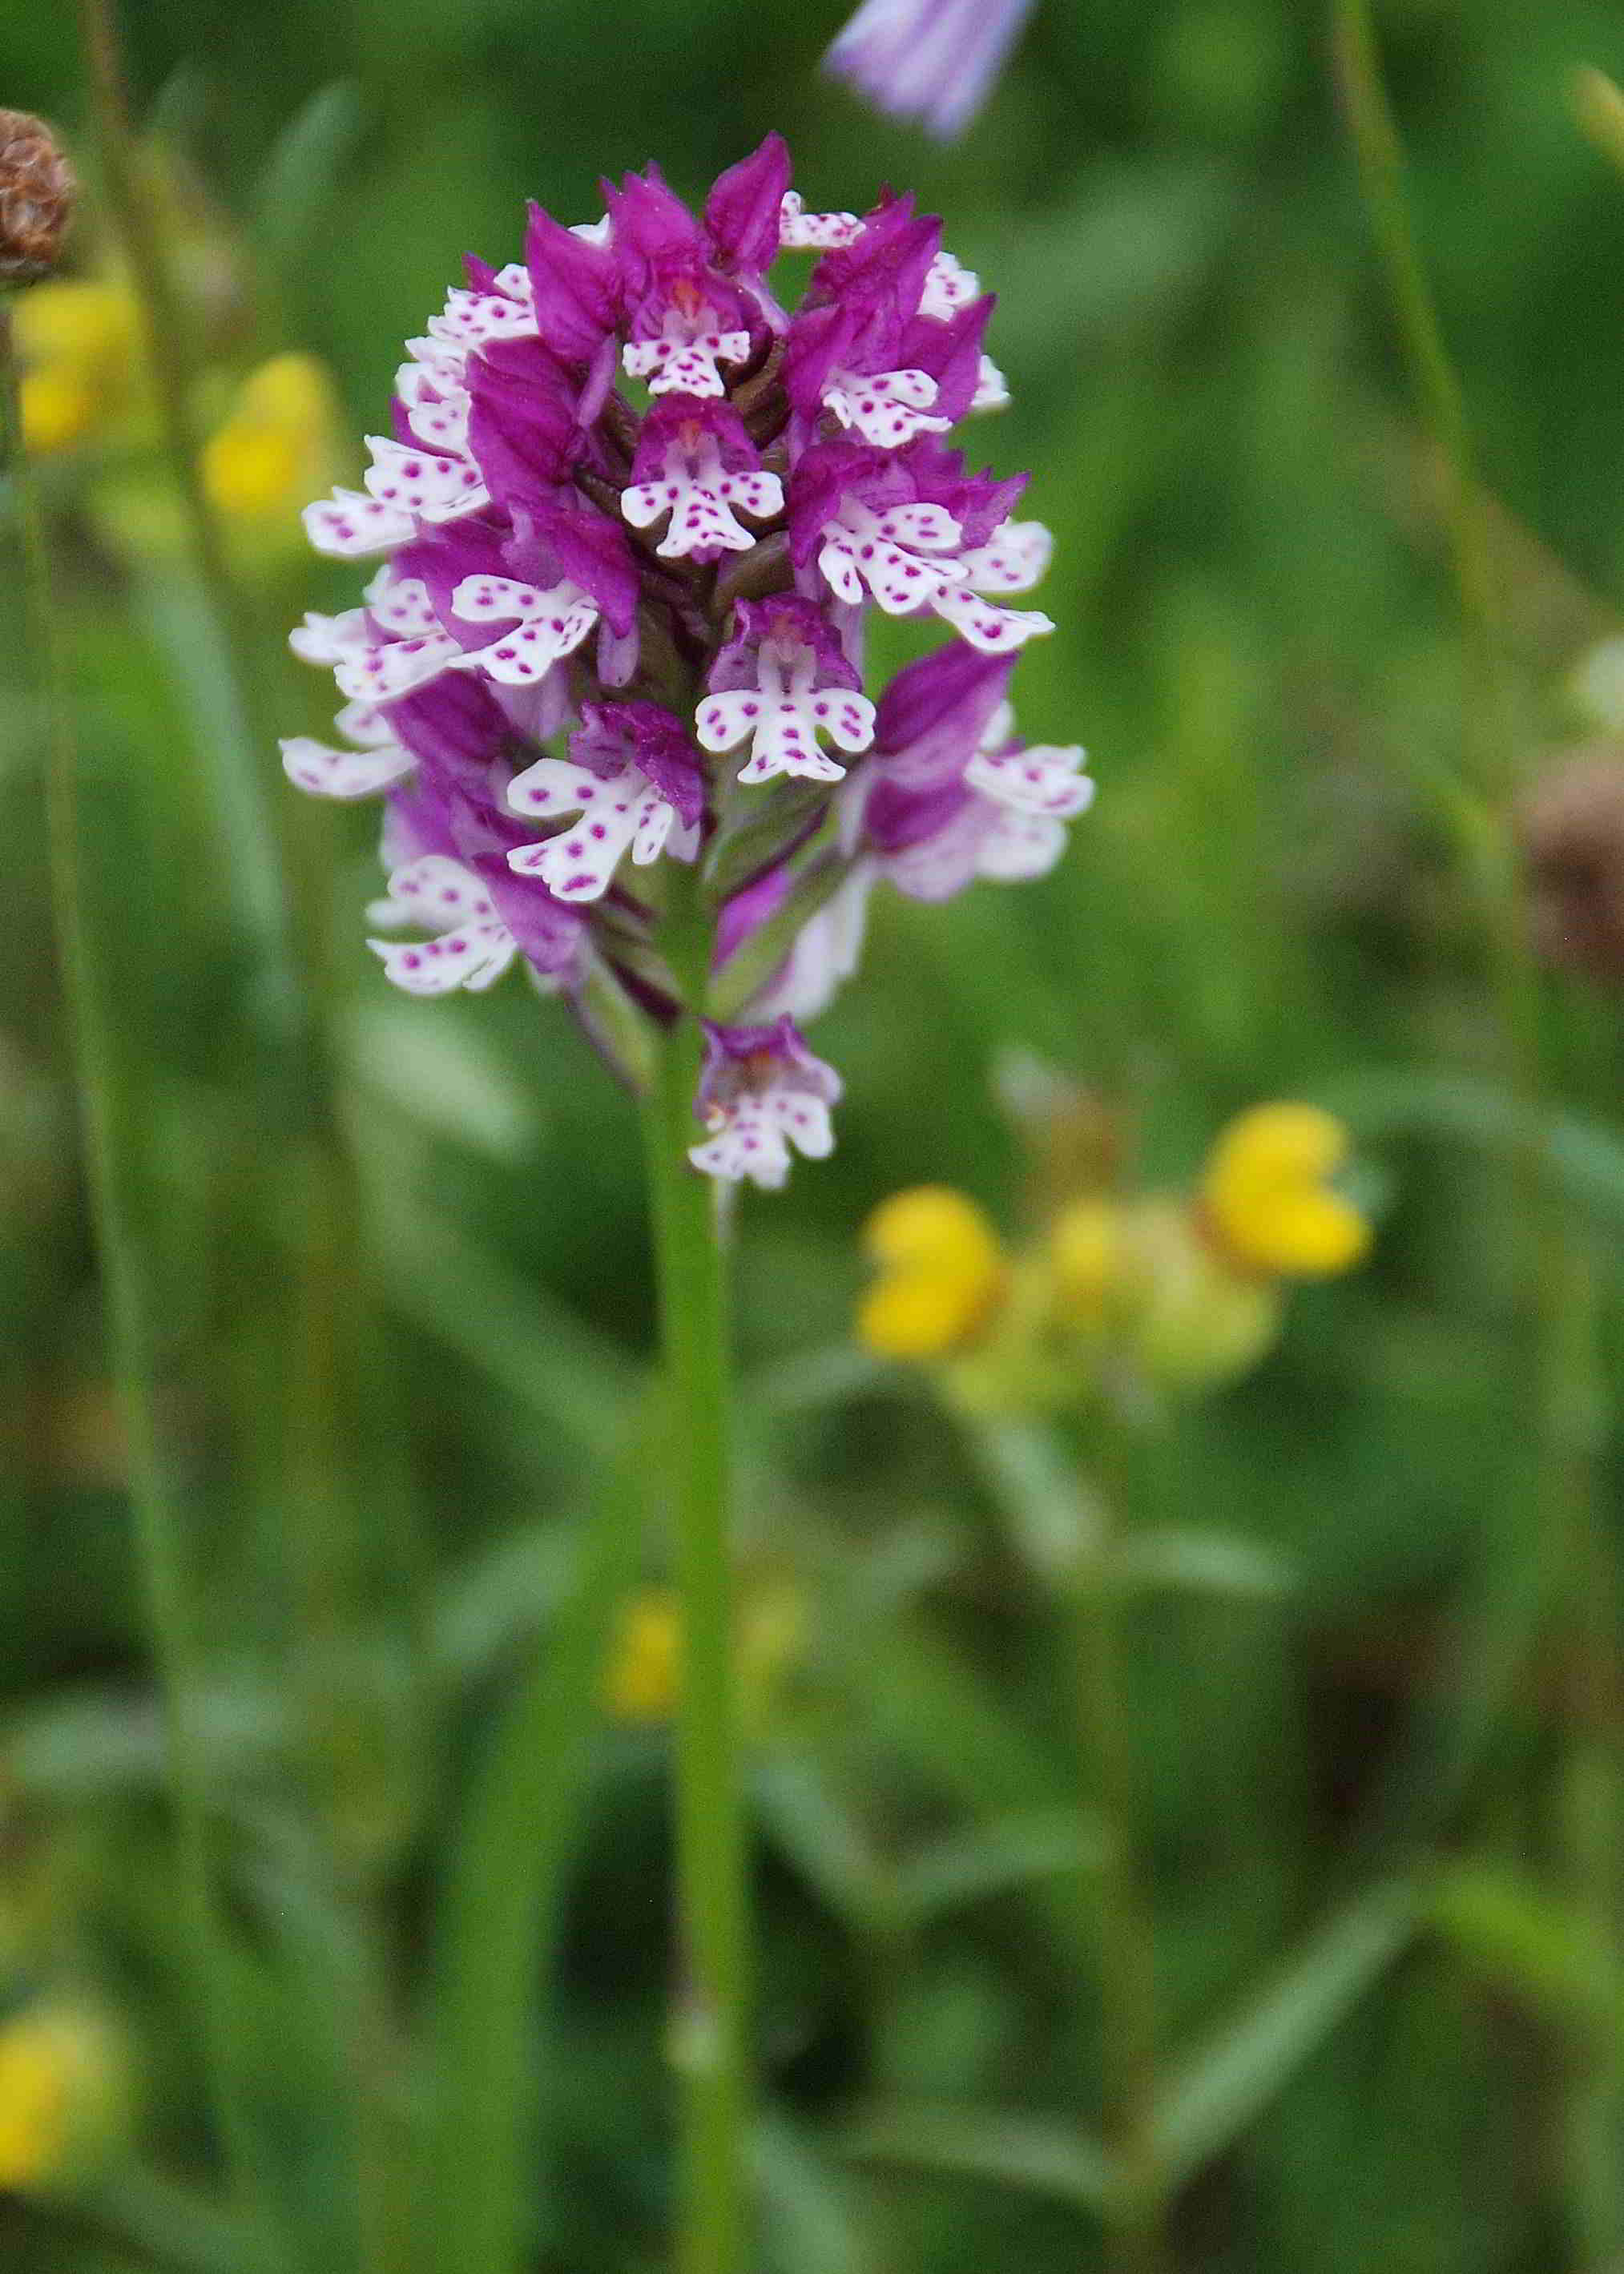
[[281, 136, 1091, 1190]]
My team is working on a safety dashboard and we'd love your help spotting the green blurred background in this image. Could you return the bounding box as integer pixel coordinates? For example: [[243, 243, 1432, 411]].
[[3, 0, 1624, 2268]]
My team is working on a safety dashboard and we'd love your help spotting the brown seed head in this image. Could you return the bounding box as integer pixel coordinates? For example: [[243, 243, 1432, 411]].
[[1517, 743, 1624, 985], [0, 111, 75, 286]]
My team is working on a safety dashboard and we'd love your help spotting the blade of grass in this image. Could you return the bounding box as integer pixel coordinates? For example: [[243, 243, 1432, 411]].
[[846, 2102, 1111, 2213], [424, 1412, 652, 2274], [5, 302, 275, 2252], [1149, 1873, 1423, 2191]]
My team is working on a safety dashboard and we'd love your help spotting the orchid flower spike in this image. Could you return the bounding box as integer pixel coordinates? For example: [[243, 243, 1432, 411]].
[[283, 136, 1093, 1190]]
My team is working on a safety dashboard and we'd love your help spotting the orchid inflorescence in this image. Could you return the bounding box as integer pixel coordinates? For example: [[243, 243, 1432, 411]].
[[282, 136, 1093, 1189]]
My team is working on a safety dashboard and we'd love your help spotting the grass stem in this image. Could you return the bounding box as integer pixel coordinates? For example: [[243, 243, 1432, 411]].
[[2, 298, 268, 2245], [1333, 8, 1623, 2256]]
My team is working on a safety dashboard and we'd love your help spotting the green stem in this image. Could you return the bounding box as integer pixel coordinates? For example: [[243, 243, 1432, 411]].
[[965, 1415, 1165, 2264], [1334, 9, 1622, 2259], [75, 0, 300, 1000], [642, 862, 751, 2274], [1070, 1439, 1167, 2274], [3, 303, 266, 2241]]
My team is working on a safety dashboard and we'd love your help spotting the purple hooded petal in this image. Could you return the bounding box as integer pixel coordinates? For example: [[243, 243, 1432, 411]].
[[465, 335, 581, 507], [824, 0, 1036, 139], [606, 163, 705, 274], [629, 395, 764, 485], [872, 638, 1015, 780], [481, 855, 588, 977], [696, 1015, 843, 1112], [898, 294, 993, 422], [807, 197, 939, 327], [703, 134, 792, 276], [785, 437, 889, 566], [396, 520, 511, 646], [524, 203, 621, 362], [897, 435, 1026, 547], [506, 498, 641, 637], [865, 784, 988, 897], [383, 668, 512, 780], [394, 768, 587, 979], [572, 700, 706, 829], [708, 595, 863, 696], [714, 858, 795, 969]]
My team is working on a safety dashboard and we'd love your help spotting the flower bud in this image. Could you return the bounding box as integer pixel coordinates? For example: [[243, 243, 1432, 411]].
[[0, 112, 75, 286]]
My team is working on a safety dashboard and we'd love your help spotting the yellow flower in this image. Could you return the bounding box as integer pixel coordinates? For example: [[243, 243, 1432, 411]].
[[1118, 1196, 1283, 1389], [13, 278, 142, 454], [604, 1589, 683, 1723], [1047, 1196, 1124, 1327], [201, 351, 340, 534], [1199, 1103, 1370, 1279], [857, 1186, 1006, 1359], [603, 1584, 804, 1726], [0, 2001, 123, 2192]]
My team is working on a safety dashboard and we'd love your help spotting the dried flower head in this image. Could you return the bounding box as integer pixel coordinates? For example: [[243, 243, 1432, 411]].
[[284, 139, 1093, 1188], [0, 111, 75, 285], [1517, 743, 1624, 984]]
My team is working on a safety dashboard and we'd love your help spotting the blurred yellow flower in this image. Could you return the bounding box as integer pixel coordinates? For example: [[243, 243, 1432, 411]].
[[603, 1584, 804, 1726], [605, 1589, 684, 1723], [1119, 1196, 1283, 1389], [857, 1186, 1005, 1358], [201, 351, 341, 534], [1199, 1103, 1369, 1279], [0, 2001, 123, 2192], [13, 278, 142, 454], [1048, 1196, 1123, 1326]]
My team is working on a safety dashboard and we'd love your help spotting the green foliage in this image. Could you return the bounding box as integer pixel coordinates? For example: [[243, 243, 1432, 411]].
[[2, 0, 1623, 2268]]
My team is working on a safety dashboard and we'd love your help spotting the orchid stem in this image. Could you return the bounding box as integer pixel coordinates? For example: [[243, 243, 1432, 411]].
[[643, 860, 750, 2274]]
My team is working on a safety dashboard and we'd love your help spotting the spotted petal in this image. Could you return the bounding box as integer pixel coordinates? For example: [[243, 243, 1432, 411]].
[[451, 605, 597, 685], [280, 737, 416, 800], [363, 437, 487, 522], [929, 586, 1054, 652], [304, 488, 414, 559], [960, 518, 1052, 593], [365, 570, 440, 636], [369, 920, 517, 994], [690, 1103, 794, 1189], [824, 369, 950, 449], [333, 632, 460, 703], [978, 810, 1069, 881], [965, 742, 1094, 819], [289, 607, 370, 665]]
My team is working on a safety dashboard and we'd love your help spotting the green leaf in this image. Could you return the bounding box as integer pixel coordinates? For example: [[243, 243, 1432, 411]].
[[888, 1811, 1106, 1928], [1430, 1861, 1620, 2027], [248, 83, 367, 276], [1151, 1874, 1423, 2187], [422, 1421, 651, 2274], [755, 2113, 877, 2274], [1111, 1526, 1296, 1601], [1323, 1067, 1624, 1238], [846, 2101, 1111, 2212]]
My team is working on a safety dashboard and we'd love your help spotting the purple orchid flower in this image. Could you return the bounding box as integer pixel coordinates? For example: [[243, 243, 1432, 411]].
[[823, 0, 1037, 139], [284, 139, 1090, 1189]]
